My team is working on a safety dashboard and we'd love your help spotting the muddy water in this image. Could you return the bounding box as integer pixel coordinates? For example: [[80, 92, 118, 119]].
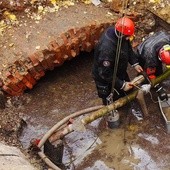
[[19, 52, 100, 148], [18, 52, 170, 169], [64, 113, 170, 170]]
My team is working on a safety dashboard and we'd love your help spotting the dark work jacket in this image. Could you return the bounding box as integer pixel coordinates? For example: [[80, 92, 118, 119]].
[[92, 26, 138, 90], [137, 31, 170, 76]]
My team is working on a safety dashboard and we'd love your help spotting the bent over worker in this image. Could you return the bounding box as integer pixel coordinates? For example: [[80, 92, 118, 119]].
[[92, 17, 143, 105], [136, 31, 170, 101]]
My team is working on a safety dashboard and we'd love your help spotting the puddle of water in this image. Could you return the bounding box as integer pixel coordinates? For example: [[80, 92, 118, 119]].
[[62, 119, 102, 169], [72, 125, 170, 170], [93, 129, 140, 170], [138, 133, 159, 145], [19, 115, 49, 148], [84, 160, 113, 170], [131, 146, 160, 170], [16, 52, 170, 169]]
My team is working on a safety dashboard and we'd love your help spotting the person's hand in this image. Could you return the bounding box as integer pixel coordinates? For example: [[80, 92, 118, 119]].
[[134, 64, 143, 73], [123, 82, 133, 91]]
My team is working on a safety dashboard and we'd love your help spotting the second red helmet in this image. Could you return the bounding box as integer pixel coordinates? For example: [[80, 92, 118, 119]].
[[115, 17, 135, 36], [159, 44, 170, 65]]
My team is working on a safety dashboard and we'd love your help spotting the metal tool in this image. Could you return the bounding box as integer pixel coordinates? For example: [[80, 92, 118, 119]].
[[106, 93, 120, 129], [106, 110, 120, 129]]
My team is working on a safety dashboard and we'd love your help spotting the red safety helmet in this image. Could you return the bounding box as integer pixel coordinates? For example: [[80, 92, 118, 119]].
[[159, 44, 170, 65], [115, 17, 135, 36]]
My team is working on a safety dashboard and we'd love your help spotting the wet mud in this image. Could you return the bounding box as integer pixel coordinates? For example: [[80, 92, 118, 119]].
[[18, 51, 99, 148], [15, 51, 170, 169], [66, 104, 170, 170], [0, 0, 169, 169]]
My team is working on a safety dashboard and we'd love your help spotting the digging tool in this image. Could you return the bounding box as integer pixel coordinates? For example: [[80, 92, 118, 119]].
[[105, 93, 120, 129]]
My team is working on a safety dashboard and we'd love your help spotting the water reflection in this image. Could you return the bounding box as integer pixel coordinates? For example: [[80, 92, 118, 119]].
[[63, 119, 102, 169]]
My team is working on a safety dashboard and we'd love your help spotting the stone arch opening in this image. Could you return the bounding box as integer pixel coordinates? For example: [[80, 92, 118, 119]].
[[0, 22, 113, 97]]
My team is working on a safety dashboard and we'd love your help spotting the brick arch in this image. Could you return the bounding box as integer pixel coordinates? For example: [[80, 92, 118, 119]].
[[1, 22, 114, 96]]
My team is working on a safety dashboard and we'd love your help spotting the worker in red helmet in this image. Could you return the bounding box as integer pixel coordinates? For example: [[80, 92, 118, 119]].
[[159, 44, 170, 66], [115, 17, 135, 37], [92, 17, 143, 105], [136, 31, 170, 101]]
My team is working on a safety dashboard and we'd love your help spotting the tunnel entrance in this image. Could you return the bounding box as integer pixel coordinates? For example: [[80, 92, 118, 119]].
[[18, 51, 97, 147], [17, 51, 105, 169]]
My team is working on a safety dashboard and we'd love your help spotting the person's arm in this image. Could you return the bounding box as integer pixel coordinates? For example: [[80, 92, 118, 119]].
[[146, 61, 168, 101], [128, 42, 143, 73], [120, 81, 133, 91], [145, 53, 158, 80]]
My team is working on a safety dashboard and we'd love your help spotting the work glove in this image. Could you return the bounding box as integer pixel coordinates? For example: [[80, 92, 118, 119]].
[[122, 82, 133, 92], [154, 84, 168, 101], [146, 67, 156, 80]]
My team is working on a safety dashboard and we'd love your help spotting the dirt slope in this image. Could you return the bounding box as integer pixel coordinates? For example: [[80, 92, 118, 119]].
[[0, 3, 116, 70]]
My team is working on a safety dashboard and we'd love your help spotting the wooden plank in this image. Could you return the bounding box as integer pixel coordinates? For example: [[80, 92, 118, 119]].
[[147, 9, 170, 31]]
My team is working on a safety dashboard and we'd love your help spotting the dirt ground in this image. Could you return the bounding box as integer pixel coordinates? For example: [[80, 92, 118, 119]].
[[0, 0, 170, 170]]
